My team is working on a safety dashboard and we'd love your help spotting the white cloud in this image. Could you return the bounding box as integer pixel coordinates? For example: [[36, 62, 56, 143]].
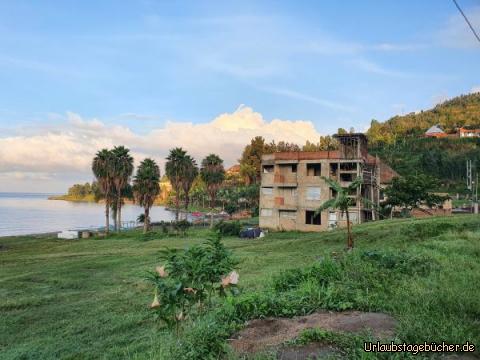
[[471, 86, 480, 94], [0, 106, 321, 191]]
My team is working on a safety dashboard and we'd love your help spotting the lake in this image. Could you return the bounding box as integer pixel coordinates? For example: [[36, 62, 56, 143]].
[[0, 193, 176, 237]]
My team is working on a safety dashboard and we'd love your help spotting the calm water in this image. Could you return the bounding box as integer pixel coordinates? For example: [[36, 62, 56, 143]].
[[0, 193, 176, 237]]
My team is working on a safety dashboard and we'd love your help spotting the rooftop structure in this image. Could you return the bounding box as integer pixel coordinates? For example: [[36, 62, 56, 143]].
[[259, 133, 397, 232], [459, 127, 480, 138], [425, 125, 447, 138]]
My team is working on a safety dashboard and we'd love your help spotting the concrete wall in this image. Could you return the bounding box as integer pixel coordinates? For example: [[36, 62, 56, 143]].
[[259, 158, 367, 232]]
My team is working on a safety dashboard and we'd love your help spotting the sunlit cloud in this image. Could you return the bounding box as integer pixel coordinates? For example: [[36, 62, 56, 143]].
[[0, 106, 321, 191]]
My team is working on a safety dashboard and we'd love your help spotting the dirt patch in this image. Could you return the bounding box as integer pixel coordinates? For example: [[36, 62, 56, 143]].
[[229, 311, 396, 355]]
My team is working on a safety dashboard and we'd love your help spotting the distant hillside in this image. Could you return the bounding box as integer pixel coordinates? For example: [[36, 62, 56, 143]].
[[367, 92, 480, 144], [369, 137, 480, 193]]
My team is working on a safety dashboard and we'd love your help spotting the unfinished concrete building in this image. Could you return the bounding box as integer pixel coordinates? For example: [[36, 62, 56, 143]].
[[259, 133, 397, 231]]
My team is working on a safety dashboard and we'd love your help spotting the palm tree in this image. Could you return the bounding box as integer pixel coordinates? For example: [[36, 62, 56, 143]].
[[111, 146, 134, 231], [133, 158, 161, 233], [92, 149, 114, 235], [200, 154, 225, 209], [165, 148, 188, 219], [181, 155, 198, 211], [315, 176, 363, 250]]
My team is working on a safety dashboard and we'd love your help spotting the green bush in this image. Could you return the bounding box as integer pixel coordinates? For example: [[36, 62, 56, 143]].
[[214, 220, 241, 236], [147, 234, 239, 330], [165, 314, 234, 360], [172, 219, 191, 236], [271, 258, 341, 292], [361, 250, 437, 276]]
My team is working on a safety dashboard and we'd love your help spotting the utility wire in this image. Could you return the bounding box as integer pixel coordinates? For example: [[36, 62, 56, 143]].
[[451, 0, 480, 43]]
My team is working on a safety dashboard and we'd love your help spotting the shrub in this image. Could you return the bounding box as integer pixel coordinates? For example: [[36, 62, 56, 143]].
[[147, 234, 239, 330], [214, 220, 241, 236], [271, 258, 341, 292], [159, 220, 170, 235], [361, 250, 437, 276], [166, 315, 233, 360], [172, 219, 191, 236], [224, 203, 238, 216]]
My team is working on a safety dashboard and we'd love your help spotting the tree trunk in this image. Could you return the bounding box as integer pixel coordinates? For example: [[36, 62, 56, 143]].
[[210, 212, 214, 229], [105, 201, 110, 235], [184, 192, 189, 211], [346, 210, 353, 249], [144, 207, 149, 234], [210, 190, 216, 209], [117, 196, 122, 232], [175, 194, 180, 221]]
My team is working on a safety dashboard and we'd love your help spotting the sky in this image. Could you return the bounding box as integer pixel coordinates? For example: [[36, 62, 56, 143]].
[[0, 0, 479, 192]]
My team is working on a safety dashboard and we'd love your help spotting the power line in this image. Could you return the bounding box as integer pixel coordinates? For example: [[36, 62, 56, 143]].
[[451, 0, 480, 43]]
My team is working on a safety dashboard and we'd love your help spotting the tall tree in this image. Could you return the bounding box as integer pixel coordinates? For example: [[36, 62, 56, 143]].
[[92, 149, 114, 235], [200, 154, 225, 209], [239, 136, 266, 185], [302, 136, 339, 152], [133, 158, 161, 233], [165, 147, 188, 219], [181, 155, 198, 210], [384, 174, 447, 212], [316, 176, 363, 250], [111, 146, 134, 231]]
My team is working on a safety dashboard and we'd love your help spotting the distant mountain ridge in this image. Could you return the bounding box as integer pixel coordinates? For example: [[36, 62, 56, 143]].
[[367, 92, 480, 144]]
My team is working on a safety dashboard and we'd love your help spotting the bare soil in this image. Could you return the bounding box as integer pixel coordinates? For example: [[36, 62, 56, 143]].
[[229, 311, 396, 356]]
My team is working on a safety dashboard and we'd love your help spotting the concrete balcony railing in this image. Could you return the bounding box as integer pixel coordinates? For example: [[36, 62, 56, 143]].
[[274, 196, 297, 209], [274, 173, 297, 186], [261, 172, 274, 186]]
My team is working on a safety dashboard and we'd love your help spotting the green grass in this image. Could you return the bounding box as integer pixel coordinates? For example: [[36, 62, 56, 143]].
[[1, 215, 480, 359]]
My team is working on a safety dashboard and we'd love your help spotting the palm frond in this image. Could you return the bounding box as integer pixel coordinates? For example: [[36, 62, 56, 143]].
[[321, 176, 343, 192], [347, 176, 363, 191], [315, 198, 337, 214]]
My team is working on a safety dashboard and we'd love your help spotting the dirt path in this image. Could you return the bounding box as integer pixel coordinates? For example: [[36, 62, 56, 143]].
[[229, 311, 396, 355]]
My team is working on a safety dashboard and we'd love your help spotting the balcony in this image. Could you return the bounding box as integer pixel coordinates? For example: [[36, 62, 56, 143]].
[[261, 172, 274, 186], [274, 196, 297, 209], [274, 173, 297, 187]]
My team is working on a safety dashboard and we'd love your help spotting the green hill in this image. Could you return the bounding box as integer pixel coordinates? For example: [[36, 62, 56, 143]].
[[369, 137, 480, 193], [367, 92, 480, 192], [367, 92, 480, 143]]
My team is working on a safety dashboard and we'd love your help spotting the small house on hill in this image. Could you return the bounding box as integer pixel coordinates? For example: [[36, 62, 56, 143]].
[[425, 125, 447, 138], [458, 127, 480, 138]]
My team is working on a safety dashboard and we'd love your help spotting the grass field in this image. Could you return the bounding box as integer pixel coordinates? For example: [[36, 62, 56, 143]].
[[1, 215, 480, 359]]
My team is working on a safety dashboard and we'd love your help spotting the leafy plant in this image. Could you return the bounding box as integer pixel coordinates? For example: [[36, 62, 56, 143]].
[[171, 219, 191, 236], [214, 220, 241, 236], [147, 234, 239, 331], [137, 213, 146, 224], [315, 176, 363, 249], [384, 174, 448, 213]]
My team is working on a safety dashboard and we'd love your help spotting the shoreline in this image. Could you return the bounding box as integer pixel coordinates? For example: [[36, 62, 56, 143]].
[[48, 196, 167, 206], [0, 231, 60, 239]]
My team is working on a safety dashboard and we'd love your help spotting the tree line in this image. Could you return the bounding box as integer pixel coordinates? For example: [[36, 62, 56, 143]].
[[92, 147, 228, 234]]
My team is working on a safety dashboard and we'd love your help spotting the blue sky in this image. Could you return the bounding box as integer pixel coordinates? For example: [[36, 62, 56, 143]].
[[0, 0, 479, 191]]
